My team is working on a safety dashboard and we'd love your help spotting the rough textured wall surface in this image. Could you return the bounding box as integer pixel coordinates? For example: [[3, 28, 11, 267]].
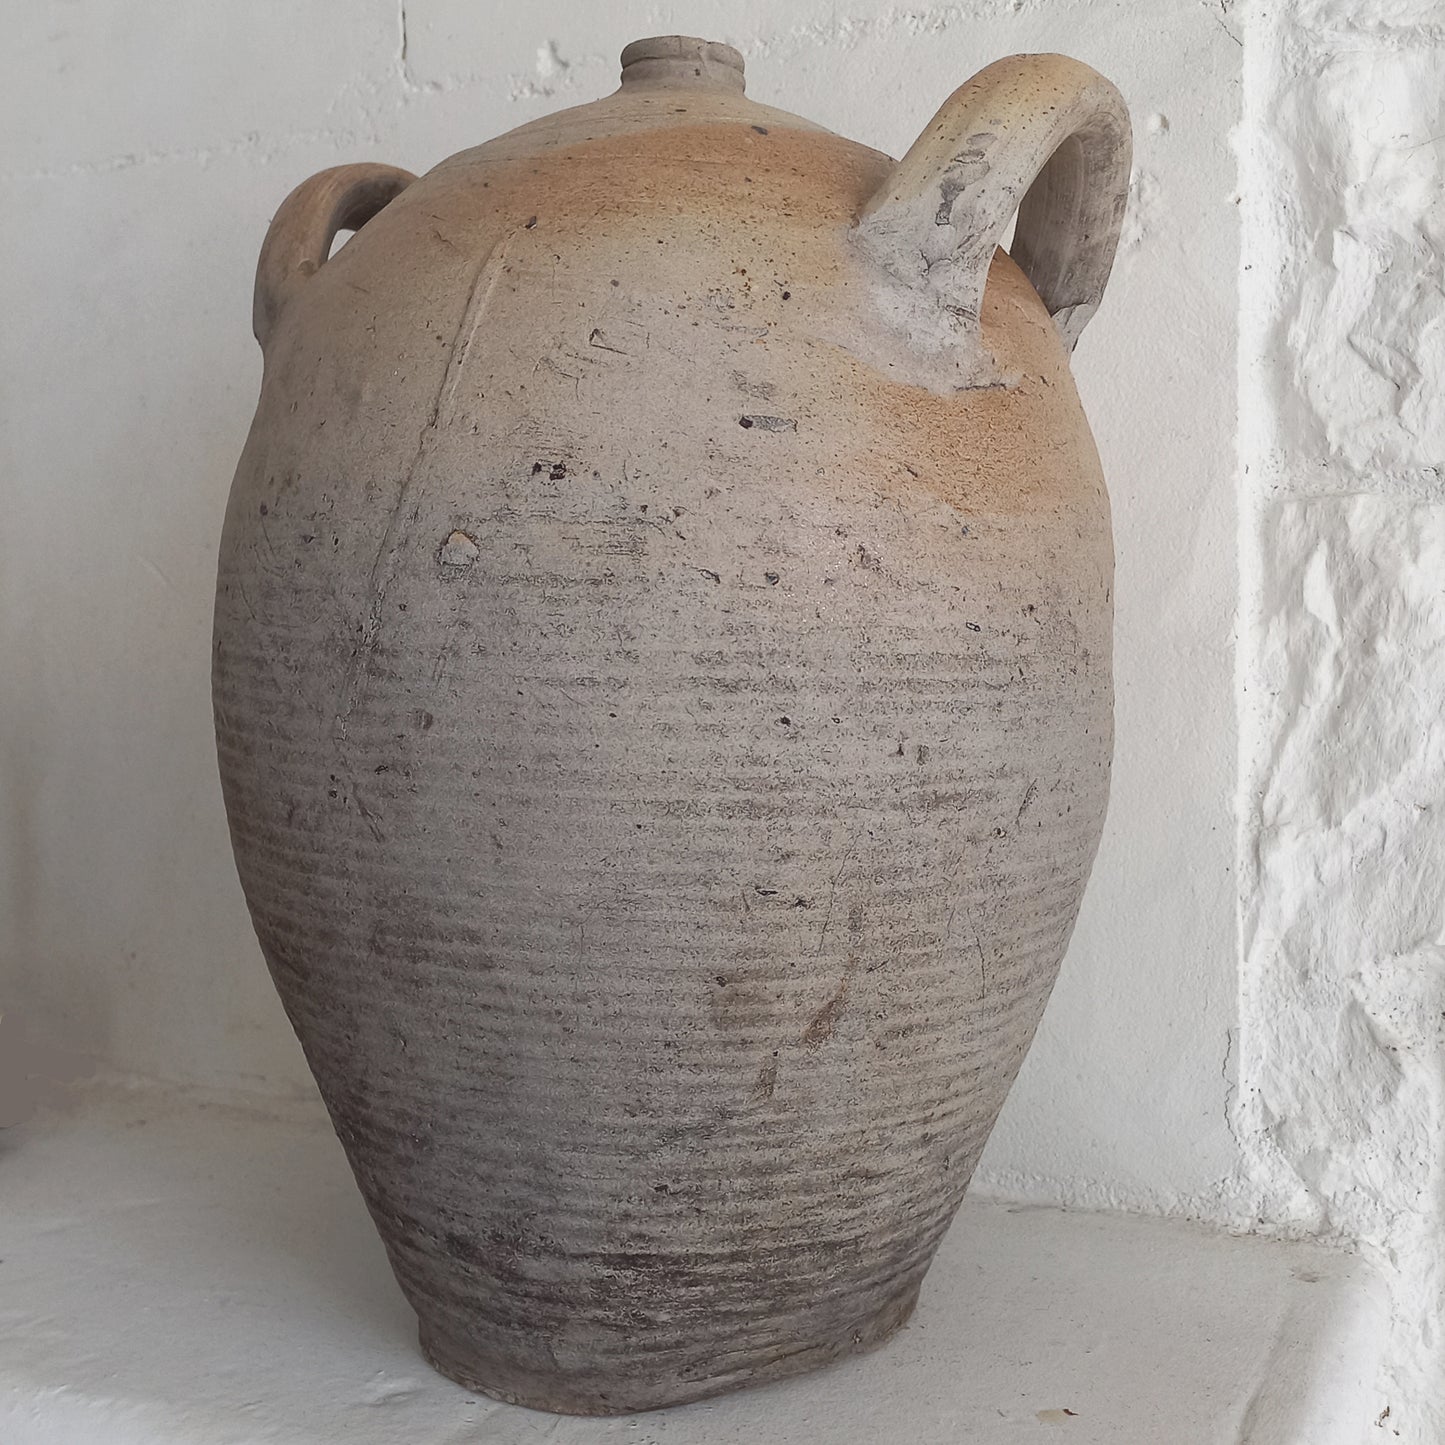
[[1238, 0, 1445, 1436], [1, 2, 1238, 1217]]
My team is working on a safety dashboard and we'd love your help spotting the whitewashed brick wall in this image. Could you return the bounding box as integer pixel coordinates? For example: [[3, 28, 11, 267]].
[[1238, 1, 1445, 1434]]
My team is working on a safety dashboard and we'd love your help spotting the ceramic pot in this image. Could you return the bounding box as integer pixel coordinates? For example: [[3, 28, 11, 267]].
[[214, 35, 1130, 1415]]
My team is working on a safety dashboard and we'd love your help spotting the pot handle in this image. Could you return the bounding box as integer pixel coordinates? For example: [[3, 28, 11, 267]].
[[253, 163, 417, 349], [856, 54, 1131, 351]]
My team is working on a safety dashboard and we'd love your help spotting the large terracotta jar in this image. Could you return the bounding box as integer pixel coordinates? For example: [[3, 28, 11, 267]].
[[214, 36, 1130, 1415]]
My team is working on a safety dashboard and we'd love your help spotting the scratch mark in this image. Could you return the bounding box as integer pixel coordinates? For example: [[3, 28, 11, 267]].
[[1014, 778, 1039, 826], [141, 556, 180, 596], [587, 327, 629, 354], [817, 839, 857, 956], [443, 238, 510, 415], [332, 234, 507, 743]]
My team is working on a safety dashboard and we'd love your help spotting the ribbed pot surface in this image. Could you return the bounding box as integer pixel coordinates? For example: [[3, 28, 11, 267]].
[[214, 36, 1117, 1414]]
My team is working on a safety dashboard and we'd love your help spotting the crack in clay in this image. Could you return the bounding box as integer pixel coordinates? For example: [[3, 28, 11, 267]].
[[815, 839, 858, 957], [2, 126, 380, 181]]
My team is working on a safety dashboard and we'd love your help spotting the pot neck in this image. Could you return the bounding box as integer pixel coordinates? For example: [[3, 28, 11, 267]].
[[619, 36, 746, 94]]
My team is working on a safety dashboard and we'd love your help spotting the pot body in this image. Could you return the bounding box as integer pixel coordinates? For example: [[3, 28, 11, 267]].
[[215, 40, 1120, 1414]]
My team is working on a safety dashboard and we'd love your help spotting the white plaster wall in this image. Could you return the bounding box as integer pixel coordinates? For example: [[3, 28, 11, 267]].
[[1, 2, 1241, 1214], [1237, 2, 1445, 1436]]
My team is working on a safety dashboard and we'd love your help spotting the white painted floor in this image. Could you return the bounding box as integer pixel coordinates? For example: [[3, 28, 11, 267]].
[[1, 1089, 1386, 1445]]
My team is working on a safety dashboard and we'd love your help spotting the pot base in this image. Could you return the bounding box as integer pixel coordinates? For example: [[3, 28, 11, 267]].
[[417, 1276, 923, 1416]]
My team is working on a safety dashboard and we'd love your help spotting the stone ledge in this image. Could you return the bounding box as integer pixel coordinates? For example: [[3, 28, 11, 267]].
[[0, 1087, 1386, 1444]]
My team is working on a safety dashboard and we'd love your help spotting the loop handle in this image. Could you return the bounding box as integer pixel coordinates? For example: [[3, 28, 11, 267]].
[[253, 163, 416, 348], [857, 55, 1131, 351]]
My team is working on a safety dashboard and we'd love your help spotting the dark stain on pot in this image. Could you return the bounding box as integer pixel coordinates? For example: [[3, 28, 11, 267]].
[[738, 415, 797, 432], [801, 977, 849, 1050]]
